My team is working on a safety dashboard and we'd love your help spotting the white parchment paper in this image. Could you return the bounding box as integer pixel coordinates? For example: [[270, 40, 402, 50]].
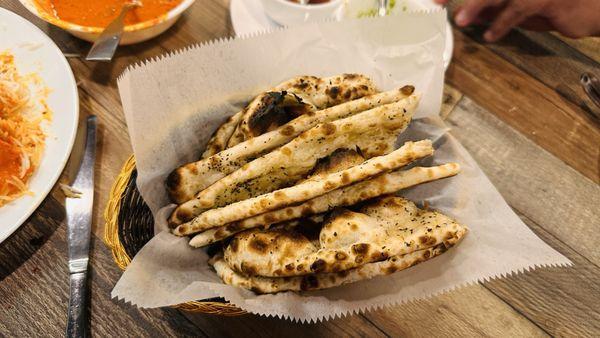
[[113, 10, 570, 322]]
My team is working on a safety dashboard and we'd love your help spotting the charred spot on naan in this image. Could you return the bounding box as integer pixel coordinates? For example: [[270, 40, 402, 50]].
[[247, 91, 315, 137], [300, 274, 320, 291], [279, 124, 295, 136], [291, 77, 314, 90], [224, 227, 318, 276], [371, 251, 389, 261], [310, 259, 327, 273], [400, 85, 415, 96], [321, 122, 336, 135], [165, 169, 183, 203], [304, 148, 365, 181], [335, 252, 348, 260], [325, 86, 340, 99], [351, 243, 370, 255], [248, 237, 269, 254], [269, 213, 326, 244], [240, 262, 258, 276]]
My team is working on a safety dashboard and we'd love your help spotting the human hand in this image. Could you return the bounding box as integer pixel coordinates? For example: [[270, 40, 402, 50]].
[[434, 0, 600, 41]]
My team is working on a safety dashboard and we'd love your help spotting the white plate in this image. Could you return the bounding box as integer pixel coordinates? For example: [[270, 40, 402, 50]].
[[230, 0, 453, 70], [0, 8, 79, 243]]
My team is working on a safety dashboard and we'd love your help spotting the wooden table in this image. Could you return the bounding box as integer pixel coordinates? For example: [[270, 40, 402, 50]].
[[1, 1, 599, 336]]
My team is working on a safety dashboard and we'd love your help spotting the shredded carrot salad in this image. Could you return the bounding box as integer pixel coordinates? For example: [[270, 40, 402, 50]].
[[0, 51, 51, 207]]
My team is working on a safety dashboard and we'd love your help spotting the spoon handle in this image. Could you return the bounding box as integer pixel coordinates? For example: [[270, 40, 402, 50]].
[[85, 3, 138, 62], [378, 0, 389, 17]]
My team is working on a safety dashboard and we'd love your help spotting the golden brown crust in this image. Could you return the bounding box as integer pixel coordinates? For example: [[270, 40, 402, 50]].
[[173, 139, 432, 236], [165, 86, 414, 205], [169, 95, 419, 226], [211, 243, 455, 294], [226, 74, 378, 148], [188, 163, 460, 247], [223, 196, 468, 277]]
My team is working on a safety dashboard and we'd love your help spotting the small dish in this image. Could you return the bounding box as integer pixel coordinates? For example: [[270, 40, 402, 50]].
[[231, 0, 453, 70], [260, 0, 343, 26], [18, 0, 196, 45]]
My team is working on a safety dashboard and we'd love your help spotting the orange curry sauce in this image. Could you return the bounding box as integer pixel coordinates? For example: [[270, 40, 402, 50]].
[[36, 0, 182, 28], [0, 139, 22, 195]]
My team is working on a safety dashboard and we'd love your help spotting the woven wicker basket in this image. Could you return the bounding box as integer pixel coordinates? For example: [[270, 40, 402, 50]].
[[103, 156, 246, 315]]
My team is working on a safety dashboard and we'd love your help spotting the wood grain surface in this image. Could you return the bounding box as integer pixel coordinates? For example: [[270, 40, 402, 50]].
[[0, 0, 598, 336]]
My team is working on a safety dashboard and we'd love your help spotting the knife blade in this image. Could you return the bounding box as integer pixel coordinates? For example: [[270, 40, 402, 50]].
[[63, 114, 88, 185], [580, 72, 600, 117], [65, 115, 97, 338]]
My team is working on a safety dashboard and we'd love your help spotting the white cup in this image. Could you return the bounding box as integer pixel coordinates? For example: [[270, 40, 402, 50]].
[[260, 0, 344, 26]]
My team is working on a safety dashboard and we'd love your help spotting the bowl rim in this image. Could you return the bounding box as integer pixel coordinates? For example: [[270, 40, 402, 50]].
[[270, 0, 343, 10], [18, 0, 196, 33]]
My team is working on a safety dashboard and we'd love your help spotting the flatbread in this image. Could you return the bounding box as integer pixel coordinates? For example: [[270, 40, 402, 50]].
[[202, 74, 371, 159], [189, 163, 460, 247], [166, 86, 415, 204], [236, 92, 316, 140], [172, 140, 434, 236], [210, 244, 451, 294], [276, 74, 377, 109], [200, 110, 244, 159], [223, 196, 467, 277], [190, 148, 367, 246], [168, 94, 419, 226], [226, 74, 377, 147]]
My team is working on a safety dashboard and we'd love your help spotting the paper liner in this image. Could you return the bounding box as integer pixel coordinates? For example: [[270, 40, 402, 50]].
[[113, 10, 571, 321]]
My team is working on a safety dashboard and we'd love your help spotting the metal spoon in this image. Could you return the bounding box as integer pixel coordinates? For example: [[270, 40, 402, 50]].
[[85, 0, 142, 62], [378, 0, 389, 17]]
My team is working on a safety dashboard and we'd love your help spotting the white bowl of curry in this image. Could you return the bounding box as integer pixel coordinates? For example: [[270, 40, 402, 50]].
[[19, 0, 196, 45]]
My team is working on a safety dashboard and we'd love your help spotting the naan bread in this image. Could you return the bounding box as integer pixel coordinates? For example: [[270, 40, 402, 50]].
[[168, 95, 419, 226], [237, 92, 316, 139], [172, 140, 433, 236], [190, 148, 366, 246], [227, 74, 377, 147], [189, 163, 460, 247], [223, 196, 467, 277], [166, 86, 415, 204], [210, 244, 451, 294], [277, 74, 377, 109], [301, 148, 366, 182], [200, 110, 244, 159]]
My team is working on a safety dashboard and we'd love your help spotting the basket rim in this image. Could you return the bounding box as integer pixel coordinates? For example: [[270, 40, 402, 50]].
[[102, 155, 246, 315]]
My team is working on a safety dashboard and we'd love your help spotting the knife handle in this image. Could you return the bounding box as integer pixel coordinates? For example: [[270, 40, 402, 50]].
[[66, 271, 87, 338]]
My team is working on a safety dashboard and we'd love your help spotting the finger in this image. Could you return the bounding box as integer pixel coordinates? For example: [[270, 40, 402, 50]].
[[519, 16, 553, 32], [455, 0, 504, 27], [433, 0, 449, 5], [470, 6, 502, 25], [484, 2, 531, 41]]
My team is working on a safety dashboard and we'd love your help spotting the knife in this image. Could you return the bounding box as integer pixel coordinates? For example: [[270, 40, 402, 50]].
[[580, 73, 600, 117], [65, 116, 97, 338]]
